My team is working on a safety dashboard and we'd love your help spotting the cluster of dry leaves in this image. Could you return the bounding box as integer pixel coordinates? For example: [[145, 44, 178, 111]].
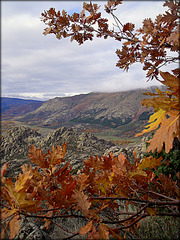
[[1, 144, 179, 239]]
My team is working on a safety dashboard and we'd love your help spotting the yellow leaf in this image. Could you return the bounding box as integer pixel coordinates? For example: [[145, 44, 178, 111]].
[[146, 207, 157, 216], [138, 156, 162, 170], [129, 169, 147, 179], [15, 171, 33, 192], [109, 172, 114, 183], [3, 178, 37, 212], [147, 112, 179, 153], [136, 109, 166, 137]]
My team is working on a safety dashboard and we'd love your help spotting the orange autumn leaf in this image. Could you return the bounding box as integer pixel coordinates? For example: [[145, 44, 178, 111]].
[[15, 170, 33, 192], [79, 220, 93, 235], [76, 173, 89, 191], [98, 223, 109, 240], [48, 143, 67, 166], [28, 145, 49, 168], [9, 215, 21, 239], [147, 111, 179, 153], [72, 190, 92, 218]]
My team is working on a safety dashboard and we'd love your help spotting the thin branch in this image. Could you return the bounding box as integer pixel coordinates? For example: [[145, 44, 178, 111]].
[[91, 196, 179, 206], [24, 213, 86, 220], [102, 203, 149, 224], [110, 11, 135, 38], [132, 181, 178, 202], [51, 219, 77, 235], [62, 233, 79, 240]]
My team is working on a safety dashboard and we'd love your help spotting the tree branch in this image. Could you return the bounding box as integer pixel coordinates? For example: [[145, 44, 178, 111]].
[[91, 196, 179, 206]]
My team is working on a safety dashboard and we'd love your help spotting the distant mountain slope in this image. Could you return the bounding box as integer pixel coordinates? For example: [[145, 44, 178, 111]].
[[18, 87, 159, 128], [1, 97, 44, 116]]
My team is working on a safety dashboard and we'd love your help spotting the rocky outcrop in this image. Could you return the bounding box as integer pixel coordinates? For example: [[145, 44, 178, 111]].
[[0, 126, 42, 160], [1, 126, 115, 174], [1, 125, 149, 178], [40, 126, 114, 170], [104, 136, 149, 163]]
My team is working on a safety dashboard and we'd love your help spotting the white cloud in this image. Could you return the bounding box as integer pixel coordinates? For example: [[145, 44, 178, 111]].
[[1, 1, 170, 100]]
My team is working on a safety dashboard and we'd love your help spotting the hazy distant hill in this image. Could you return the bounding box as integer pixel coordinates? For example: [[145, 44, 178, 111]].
[[1, 97, 44, 116], [18, 87, 160, 128]]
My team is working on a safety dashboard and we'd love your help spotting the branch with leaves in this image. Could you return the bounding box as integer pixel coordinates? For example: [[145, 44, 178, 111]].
[[41, 0, 179, 154], [1, 1, 180, 239], [1, 145, 180, 239]]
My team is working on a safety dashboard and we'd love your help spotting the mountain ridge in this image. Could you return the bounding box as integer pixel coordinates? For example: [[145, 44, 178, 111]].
[[1, 97, 44, 116], [16, 86, 161, 128]]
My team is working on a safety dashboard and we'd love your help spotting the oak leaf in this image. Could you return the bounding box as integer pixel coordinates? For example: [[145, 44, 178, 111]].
[[15, 170, 33, 192], [76, 173, 89, 191], [138, 156, 162, 170], [147, 111, 179, 153], [1, 213, 20, 239], [48, 143, 67, 166], [135, 109, 166, 137], [2, 178, 37, 212], [72, 190, 92, 218], [79, 220, 93, 235], [9, 215, 21, 239], [28, 145, 48, 168], [98, 223, 109, 239], [159, 71, 179, 96], [129, 169, 147, 179]]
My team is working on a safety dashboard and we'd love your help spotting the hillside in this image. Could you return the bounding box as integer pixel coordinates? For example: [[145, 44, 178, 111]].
[[1, 97, 43, 117], [17, 87, 159, 128]]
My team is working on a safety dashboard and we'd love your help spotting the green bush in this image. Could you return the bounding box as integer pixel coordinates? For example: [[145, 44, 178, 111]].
[[144, 137, 180, 181]]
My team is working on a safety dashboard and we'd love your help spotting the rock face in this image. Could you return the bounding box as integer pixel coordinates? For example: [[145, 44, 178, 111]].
[[1, 126, 115, 174], [40, 126, 114, 169], [1, 126, 42, 160], [104, 136, 148, 163]]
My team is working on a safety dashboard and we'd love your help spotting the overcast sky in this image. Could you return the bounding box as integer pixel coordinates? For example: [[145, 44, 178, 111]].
[[2, 1, 167, 101]]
